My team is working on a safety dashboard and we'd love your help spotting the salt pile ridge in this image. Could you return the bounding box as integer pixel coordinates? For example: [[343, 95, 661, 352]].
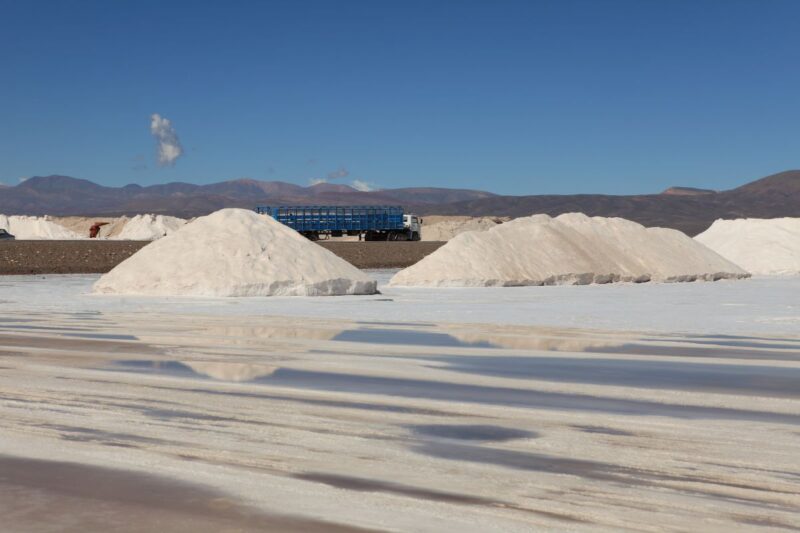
[[93, 208, 378, 297], [422, 216, 506, 241], [0, 215, 81, 239], [114, 214, 186, 240], [695, 218, 800, 276], [390, 213, 748, 287]]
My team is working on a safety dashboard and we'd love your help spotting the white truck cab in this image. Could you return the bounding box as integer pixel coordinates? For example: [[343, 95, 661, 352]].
[[403, 214, 422, 241]]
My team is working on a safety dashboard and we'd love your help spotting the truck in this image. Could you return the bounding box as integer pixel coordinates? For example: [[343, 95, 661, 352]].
[[255, 205, 422, 241]]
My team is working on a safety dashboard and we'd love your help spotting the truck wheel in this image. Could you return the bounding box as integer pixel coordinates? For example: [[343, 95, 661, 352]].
[[411, 232, 420, 241]]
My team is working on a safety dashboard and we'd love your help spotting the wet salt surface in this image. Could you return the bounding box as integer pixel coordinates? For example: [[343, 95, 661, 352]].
[[333, 328, 497, 348], [62, 332, 139, 340], [427, 355, 800, 398], [2, 275, 800, 531], [110, 361, 800, 425], [1, 273, 800, 336], [408, 424, 538, 442], [0, 455, 374, 533]]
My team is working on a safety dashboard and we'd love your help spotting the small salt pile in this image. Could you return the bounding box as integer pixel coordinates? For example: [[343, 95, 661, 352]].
[[695, 218, 800, 276], [93, 208, 377, 296], [114, 214, 186, 240], [0, 214, 81, 239], [390, 213, 747, 287]]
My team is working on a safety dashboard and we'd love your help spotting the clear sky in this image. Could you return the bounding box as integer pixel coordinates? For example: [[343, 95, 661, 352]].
[[1, 0, 799, 194]]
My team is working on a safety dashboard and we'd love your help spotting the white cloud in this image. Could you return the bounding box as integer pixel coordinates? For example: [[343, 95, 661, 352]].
[[352, 179, 377, 192], [18, 176, 30, 183], [327, 166, 349, 180], [309, 177, 327, 186], [150, 113, 184, 166]]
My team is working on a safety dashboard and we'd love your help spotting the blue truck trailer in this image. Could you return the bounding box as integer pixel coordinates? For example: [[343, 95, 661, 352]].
[[255, 205, 422, 241]]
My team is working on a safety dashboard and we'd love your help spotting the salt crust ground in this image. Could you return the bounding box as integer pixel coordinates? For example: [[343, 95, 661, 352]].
[[695, 217, 800, 276], [4, 272, 798, 336], [93, 208, 378, 297], [1, 275, 799, 532], [392, 213, 748, 287]]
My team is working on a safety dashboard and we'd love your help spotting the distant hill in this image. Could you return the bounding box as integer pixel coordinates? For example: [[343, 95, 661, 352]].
[[0, 175, 495, 218], [1, 171, 798, 235], [411, 170, 800, 235], [661, 186, 716, 196]]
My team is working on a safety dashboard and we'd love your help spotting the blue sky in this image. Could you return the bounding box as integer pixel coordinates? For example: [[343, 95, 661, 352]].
[[1, 0, 799, 194]]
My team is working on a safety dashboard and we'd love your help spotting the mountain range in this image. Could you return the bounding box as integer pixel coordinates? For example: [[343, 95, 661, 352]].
[[1, 171, 798, 235]]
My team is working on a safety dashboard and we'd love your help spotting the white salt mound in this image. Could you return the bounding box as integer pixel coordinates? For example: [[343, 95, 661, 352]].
[[93, 208, 378, 297], [390, 213, 748, 287], [114, 214, 186, 240], [422, 216, 504, 241], [695, 218, 800, 276], [0, 214, 81, 239]]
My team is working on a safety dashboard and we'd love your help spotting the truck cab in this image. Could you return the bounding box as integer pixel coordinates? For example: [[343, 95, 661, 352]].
[[403, 214, 422, 241]]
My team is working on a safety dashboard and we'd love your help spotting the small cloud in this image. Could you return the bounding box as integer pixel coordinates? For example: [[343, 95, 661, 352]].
[[18, 176, 30, 183], [309, 177, 327, 186], [352, 179, 377, 192], [327, 166, 349, 180], [150, 113, 184, 167]]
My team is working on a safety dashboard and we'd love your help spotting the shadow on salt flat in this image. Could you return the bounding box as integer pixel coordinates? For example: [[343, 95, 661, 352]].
[[408, 424, 537, 442], [109, 361, 800, 425], [425, 355, 800, 398], [0, 455, 376, 533], [63, 332, 139, 340], [293, 472, 498, 506], [0, 324, 93, 332]]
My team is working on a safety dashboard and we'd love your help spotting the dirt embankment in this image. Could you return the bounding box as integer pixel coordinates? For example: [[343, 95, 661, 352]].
[[0, 241, 445, 275], [318, 242, 445, 269]]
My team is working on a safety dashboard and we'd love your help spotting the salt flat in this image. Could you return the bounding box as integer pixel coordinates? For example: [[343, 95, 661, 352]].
[[1, 274, 799, 531]]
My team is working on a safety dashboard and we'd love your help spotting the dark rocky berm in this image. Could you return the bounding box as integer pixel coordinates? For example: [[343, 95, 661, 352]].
[[0, 241, 445, 275]]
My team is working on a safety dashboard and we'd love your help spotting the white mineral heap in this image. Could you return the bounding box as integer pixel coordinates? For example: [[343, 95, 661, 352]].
[[0, 214, 81, 239], [114, 214, 187, 240], [390, 213, 747, 287], [421, 216, 504, 241], [695, 217, 800, 276], [93, 208, 378, 296]]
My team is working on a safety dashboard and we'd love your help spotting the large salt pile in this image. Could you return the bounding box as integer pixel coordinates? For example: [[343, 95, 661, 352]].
[[114, 214, 186, 240], [695, 218, 800, 276], [390, 213, 747, 287], [93, 208, 377, 297], [0, 215, 81, 239]]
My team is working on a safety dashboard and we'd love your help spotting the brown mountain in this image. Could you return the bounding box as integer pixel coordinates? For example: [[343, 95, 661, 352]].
[[661, 186, 716, 196], [412, 170, 800, 235], [1, 171, 797, 235], [0, 175, 495, 218]]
